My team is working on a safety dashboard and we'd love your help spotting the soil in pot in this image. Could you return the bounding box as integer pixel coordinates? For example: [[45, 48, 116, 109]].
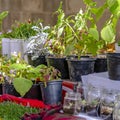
[[46, 56, 69, 79], [40, 80, 63, 105], [67, 58, 95, 81], [107, 53, 120, 80]]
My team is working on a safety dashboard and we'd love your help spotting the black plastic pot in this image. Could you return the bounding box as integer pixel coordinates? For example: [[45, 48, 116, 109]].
[[2, 83, 42, 100], [46, 56, 69, 79], [23, 84, 42, 100], [40, 80, 63, 105], [27, 55, 47, 67], [107, 53, 120, 80], [2, 83, 20, 97], [67, 58, 95, 81], [94, 58, 107, 73], [0, 84, 3, 95]]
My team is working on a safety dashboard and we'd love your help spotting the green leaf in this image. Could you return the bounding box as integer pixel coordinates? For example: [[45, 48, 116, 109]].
[[0, 11, 9, 21], [93, 3, 107, 21], [13, 77, 33, 97], [9, 63, 28, 71], [83, 0, 94, 5], [89, 28, 99, 40], [65, 43, 74, 55], [101, 24, 115, 44], [57, 27, 64, 38], [107, 0, 120, 15]]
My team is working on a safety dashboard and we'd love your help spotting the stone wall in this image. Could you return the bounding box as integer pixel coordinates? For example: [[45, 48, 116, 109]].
[[0, 0, 120, 39]]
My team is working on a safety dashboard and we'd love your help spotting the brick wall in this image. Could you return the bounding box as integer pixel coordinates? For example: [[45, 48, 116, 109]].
[[0, 0, 120, 39]]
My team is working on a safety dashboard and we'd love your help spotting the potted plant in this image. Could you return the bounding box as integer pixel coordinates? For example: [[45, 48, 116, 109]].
[[103, 0, 120, 80], [45, 2, 74, 79], [0, 53, 42, 100], [1, 19, 41, 59], [62, 0, 120, 81], [35, 64, 62, 105], [25, 22, 50, 67], [64, 0, 104, 81]]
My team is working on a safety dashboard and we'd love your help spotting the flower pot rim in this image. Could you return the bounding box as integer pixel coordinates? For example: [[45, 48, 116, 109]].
[[107, 52, 120, 58], [39, 79, 62, 84], [46, 56, 66, 59], [67, 57, 96, 62]]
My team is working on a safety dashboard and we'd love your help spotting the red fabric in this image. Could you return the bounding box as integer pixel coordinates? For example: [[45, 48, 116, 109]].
[[0, 94, 50, 109]]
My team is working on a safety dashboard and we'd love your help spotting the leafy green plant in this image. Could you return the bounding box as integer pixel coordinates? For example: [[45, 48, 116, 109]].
[[1, 19, 42, 39], [50, 0, 120, 58], [75, 0, 120, 56], [45, 2, 74, 57], [0, 53, 61, 96], [62, 0, 107, 57], [32, 64, 61, 87], [0, 54, 40, 96], [0, 101, 39, 120]]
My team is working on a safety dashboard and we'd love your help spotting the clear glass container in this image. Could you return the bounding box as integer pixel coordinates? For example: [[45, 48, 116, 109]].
[[100, 89, 115, 119], [63, 92, 82, 115], [113, 94, 120, 120], [85, 86, 101, 116]]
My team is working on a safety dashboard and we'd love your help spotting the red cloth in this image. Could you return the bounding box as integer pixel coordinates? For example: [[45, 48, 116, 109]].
[[0, 94, 50, 109]]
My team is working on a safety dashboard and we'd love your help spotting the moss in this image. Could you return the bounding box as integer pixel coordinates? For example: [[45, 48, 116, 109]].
[[0, 101, 40, 120]]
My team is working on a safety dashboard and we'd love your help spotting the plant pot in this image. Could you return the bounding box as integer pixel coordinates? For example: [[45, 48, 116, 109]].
[[107, 53, 120, 80], [2, 83, 20, 97], [27, 54, 47, 67], [23, 83, 42, 100], [2, 83, 42, 100], [94, 58, 107, 73], [67, 58, 95, 81], [0, 84, 3, 95], [46, 56, 69, 79], [40, 80, 63, 105]]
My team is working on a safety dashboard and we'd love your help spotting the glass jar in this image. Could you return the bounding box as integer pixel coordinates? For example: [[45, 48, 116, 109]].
[[113, 94, 120, 120], [63, 92, 82, 115], [100, 89, 115, 119], [85, 86, 101, 116]]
